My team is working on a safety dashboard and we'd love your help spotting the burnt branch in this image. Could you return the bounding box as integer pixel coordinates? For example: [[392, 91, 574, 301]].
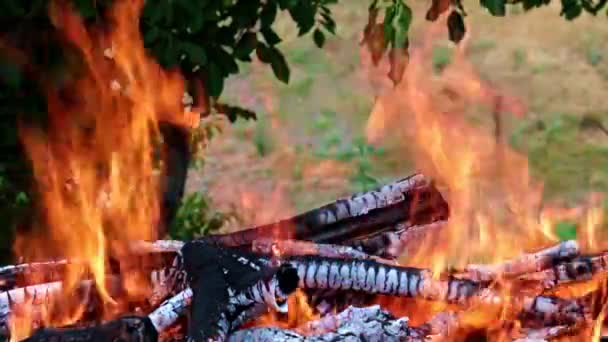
[[200, 174, 448, 247], [463, 240, 580, 282]]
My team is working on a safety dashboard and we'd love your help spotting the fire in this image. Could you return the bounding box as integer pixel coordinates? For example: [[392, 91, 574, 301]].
[[364, 12, 607, 337], [11, 0, 191, 338], [365, 13, 604, 271]]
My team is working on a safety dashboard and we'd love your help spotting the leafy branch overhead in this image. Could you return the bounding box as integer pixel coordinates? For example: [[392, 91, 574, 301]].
[[361, 0, 608, 85], [139, 0, 339, 101]]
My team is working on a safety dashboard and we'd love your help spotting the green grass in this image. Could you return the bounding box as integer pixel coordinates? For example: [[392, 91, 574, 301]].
[[510, 113, 608, 202], [195, 0, 608, 230]]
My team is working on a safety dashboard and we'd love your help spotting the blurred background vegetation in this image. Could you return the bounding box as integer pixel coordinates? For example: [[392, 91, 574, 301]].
[[1, 0, 607, 264]]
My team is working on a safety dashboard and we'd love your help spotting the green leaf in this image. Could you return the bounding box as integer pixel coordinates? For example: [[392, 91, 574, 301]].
[[143, 27, 160, 45], [261, 27, 282, 45], [383, 5, 396, 46], [313, 29, 326, 48], [394, 3, 412, 48], [447, 11, 466, 43], [72, 0, 97, 19], [267, 47, 290, 83], [234, 32, 258, 60], [0, 62, 22, 89], [206, 62, 224, 97], [555, 221, 577, 241], [256, 43, 273, 63], [260, 1, 278, 27], [482, 0, 507, 16], [321, 13, 337, 34], [561, 0, 583, 19], [182, 42, 208, 65]]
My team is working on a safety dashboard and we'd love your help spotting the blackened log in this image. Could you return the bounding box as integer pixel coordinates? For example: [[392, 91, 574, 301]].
[[347, 221, 447, 259], [519, 251, 608, 290], [23, 316, 158, 342], [181, 241, 299, 341], [201, 174, 448, 247]]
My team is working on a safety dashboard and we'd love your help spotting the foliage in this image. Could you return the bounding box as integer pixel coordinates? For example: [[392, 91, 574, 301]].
[[510, 113, 608, 202], [554, 221, 577, 241], [311, 110, 384, 192], [170, 192, 235, 240]]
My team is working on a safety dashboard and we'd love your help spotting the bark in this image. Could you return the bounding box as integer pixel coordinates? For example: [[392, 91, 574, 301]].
[[463, 240, 579, 282], [285, 255, 588, 326], [519, 251, 608, 290], [200, 174, 448, 246], [251, 238, 396, 265], [0, 260, 69, 292], [347, 221, 447, 259]]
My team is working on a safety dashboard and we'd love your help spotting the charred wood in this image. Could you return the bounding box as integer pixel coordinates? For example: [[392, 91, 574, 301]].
[[462, 240, 579, 282], [200, 174, 448, 247]]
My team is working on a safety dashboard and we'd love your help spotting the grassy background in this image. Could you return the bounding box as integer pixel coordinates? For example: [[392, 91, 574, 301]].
[[184, 0, 608, 230]]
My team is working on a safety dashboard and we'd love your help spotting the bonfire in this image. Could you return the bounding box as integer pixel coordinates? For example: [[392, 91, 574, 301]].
[[1, 1, 607, 342]]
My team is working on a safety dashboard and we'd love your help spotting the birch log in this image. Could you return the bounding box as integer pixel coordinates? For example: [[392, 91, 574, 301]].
[[463, 240, 580, 282], [201, 174, 448, 246], [286, 255, 588, 325]]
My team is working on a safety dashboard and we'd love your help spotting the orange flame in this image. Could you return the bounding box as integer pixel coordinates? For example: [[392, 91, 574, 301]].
[[12, 0, 191, 338]]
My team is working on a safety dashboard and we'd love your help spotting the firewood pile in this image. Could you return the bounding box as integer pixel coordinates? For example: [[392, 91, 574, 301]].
[[2, 173, 607, 341]]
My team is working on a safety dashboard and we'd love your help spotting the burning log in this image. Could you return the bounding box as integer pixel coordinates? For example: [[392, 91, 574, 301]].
[[519, 251, 608, 290], [228, 305, 457, 341], [251, 238, 397, 265], [285, 255, 589, 326], [462, 240, 580, 282], [181, 241, 300, 341], [200, 174, 448, 246], [347, 221, 447, 259]]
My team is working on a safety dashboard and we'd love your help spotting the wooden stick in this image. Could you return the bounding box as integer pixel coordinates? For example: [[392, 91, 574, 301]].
[[251, 238, 397, 265], [463, 240, 579, 282], [285, 255, 588, 325], [347, 221, 448, 259], [201, 173, 447, 246], [519, 251, 608, 290]]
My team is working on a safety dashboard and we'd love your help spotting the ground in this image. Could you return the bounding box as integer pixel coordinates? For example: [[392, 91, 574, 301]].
[[184, 0, 608, 234]]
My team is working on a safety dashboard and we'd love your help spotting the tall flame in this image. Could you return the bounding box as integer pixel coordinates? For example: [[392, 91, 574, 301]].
[[12, 0, 191, 338], [365, 15, 605, 270]]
